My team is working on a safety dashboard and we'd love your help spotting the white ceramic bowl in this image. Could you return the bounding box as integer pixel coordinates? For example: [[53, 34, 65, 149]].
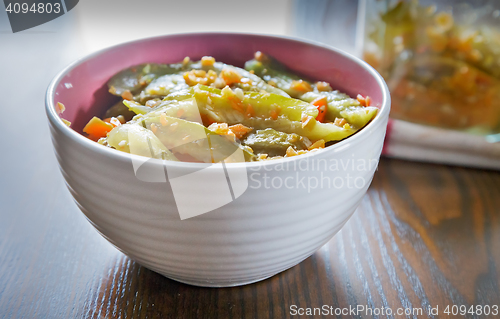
[[46, 33, 390, 287]]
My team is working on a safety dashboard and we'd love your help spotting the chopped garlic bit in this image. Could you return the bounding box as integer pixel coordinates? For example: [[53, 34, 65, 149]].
[[160, 113, 168, 126], [285, 146, 298, 157], [56, 102, 66, 114], [308, 139, 325, 150], [116, 115, 126, 124], [334, 117, 347, 127], [208, 122, 229, 135]]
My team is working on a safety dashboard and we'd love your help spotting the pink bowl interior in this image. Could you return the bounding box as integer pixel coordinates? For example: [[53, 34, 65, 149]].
[[52, 33, 385, 132]]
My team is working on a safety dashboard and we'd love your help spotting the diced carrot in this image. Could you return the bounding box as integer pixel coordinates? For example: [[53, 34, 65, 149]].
[[110, 117, 122, 127], [291, 80, 312, 93], [221, 68, 242, 85], [201, 56, 215, 67], [311, 96, 328, 122], [228, 124, 253, 139], [83, 117, 114, 139], [245, 104, 255, 118]]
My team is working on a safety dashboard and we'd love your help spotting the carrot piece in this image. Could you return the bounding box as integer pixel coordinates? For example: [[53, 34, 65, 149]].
[[228, 96, 245, 113], [290, 80, 312, 93], [200, 114, 215, 126], [357, 94, 367, 107], [221, 68, 242, 85], [308, 139, 325, 150], [311, 96, 328, 122], [83, 117, 114, 139], [228, 124, 253, 140], [177, 109, 185, 117], [270, 109, 279, 120], [109, 117, 122, 127], [245, 104, 255, 118]]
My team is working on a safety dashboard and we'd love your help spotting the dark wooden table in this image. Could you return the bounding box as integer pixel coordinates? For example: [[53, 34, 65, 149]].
[[1, 8, 500, 319]]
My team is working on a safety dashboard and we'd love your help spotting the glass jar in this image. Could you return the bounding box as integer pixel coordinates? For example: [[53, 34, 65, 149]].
[[359, 0, 500, 134]]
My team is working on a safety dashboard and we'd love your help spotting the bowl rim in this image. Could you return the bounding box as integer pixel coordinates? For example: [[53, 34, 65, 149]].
[[45, 32, 391, 169]]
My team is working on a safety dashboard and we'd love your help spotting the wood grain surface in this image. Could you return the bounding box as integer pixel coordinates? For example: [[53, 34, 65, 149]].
[[1, 157, 499, 319]]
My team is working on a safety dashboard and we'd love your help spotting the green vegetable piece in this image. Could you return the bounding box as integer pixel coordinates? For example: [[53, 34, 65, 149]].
[[107, 63, 186, 96], [300, 91, 378, 127], [107, 124, 178, 161], [137, 114, 255, 163], [242, 128, 308, 157], [123, 100, 153, 115], [104, 100, 136, 121]]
